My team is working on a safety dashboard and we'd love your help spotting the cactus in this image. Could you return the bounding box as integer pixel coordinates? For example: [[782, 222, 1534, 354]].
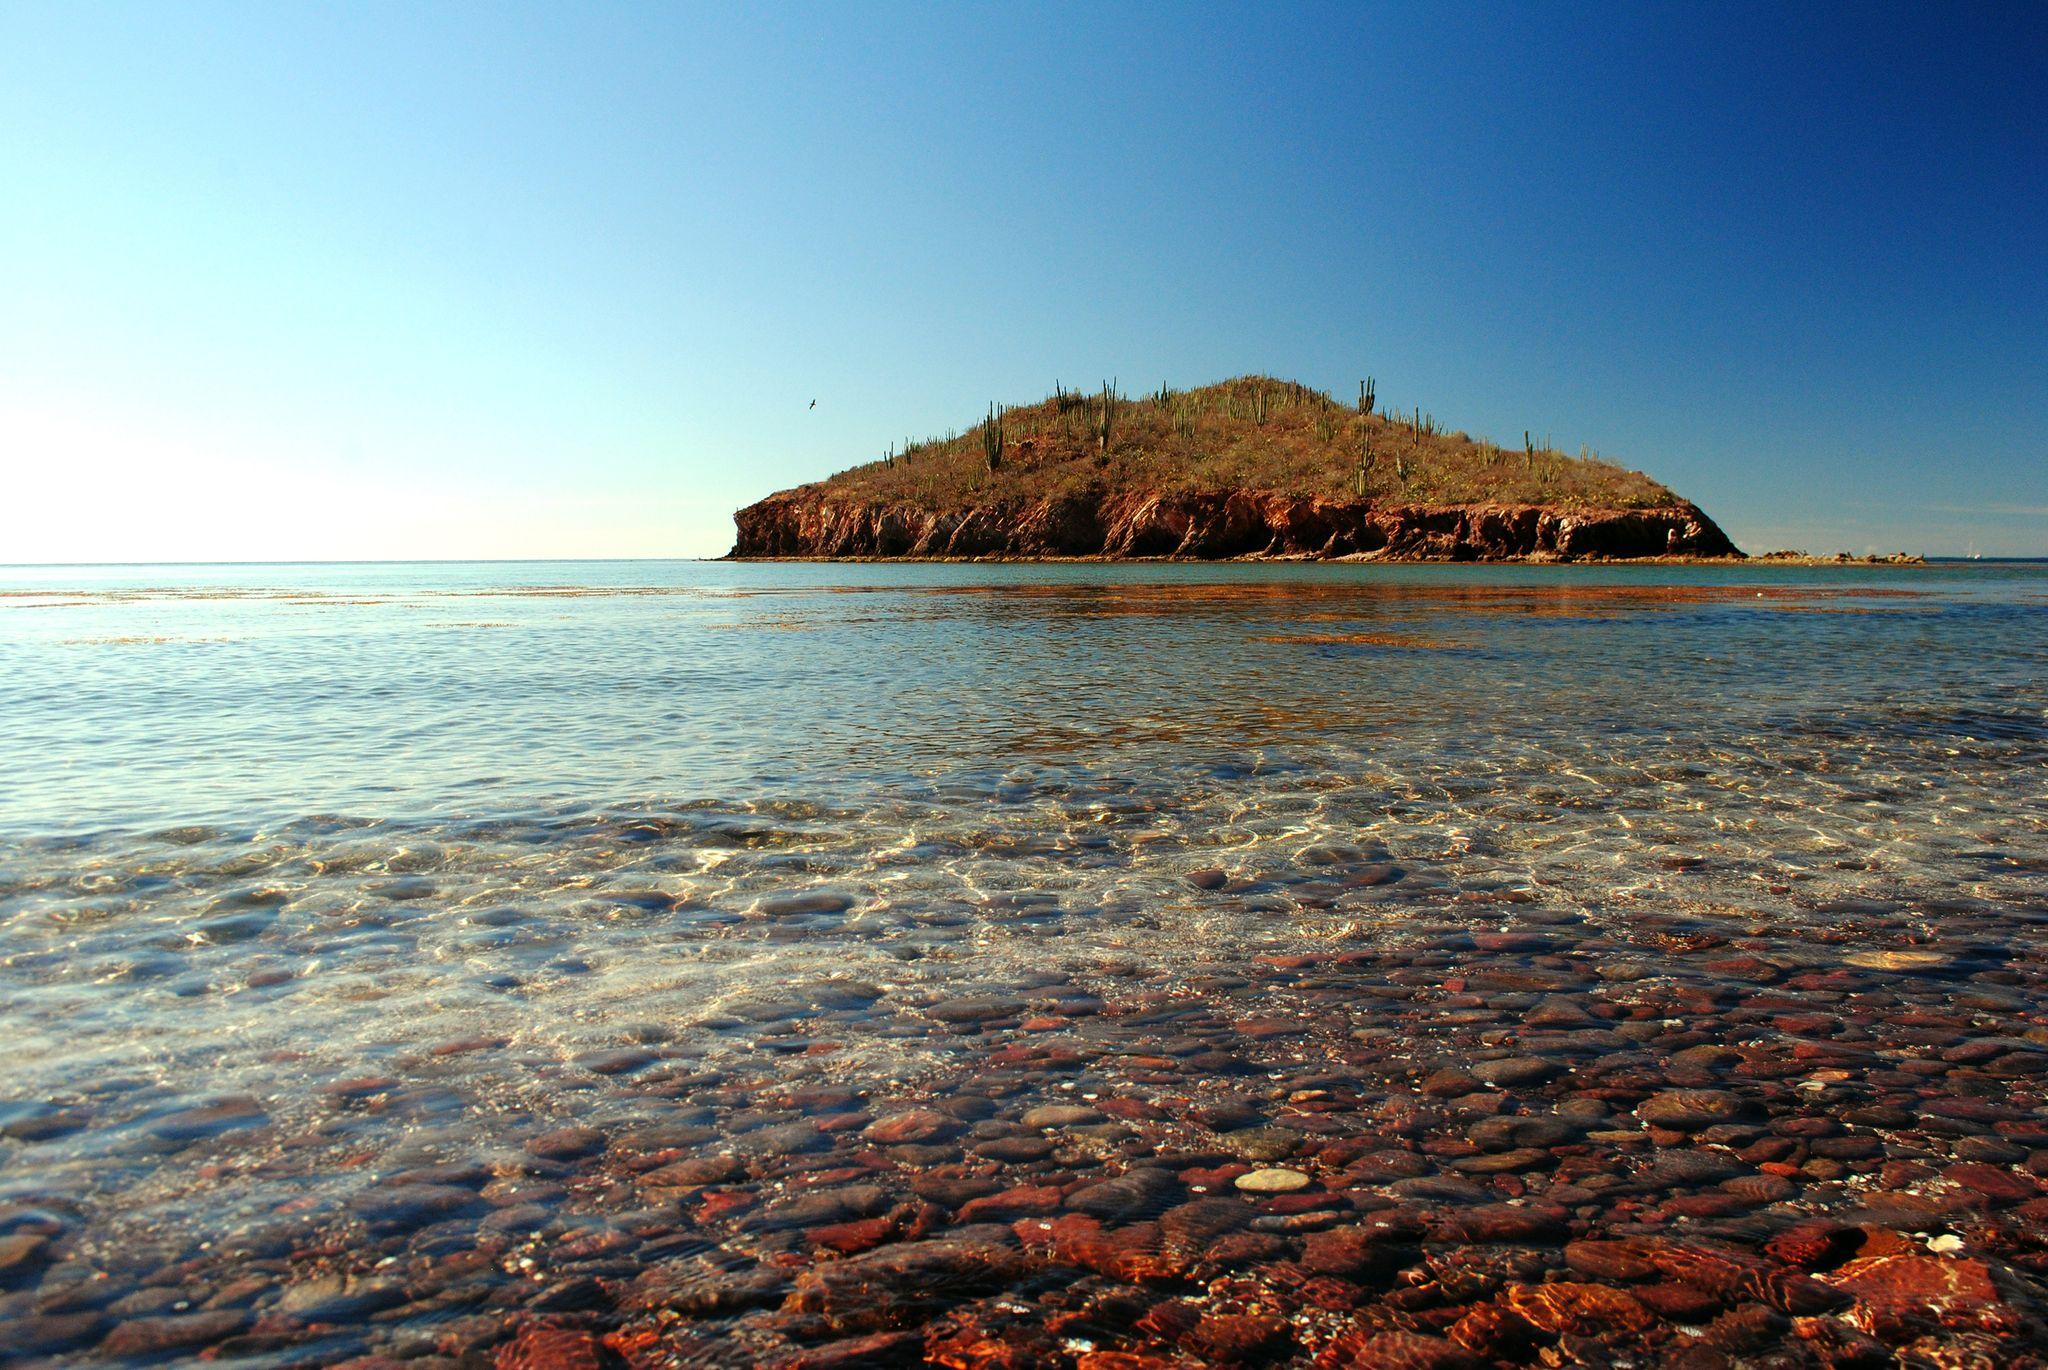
[[1359, 377, 1375, 415], [983, 403, 1004, 471], [1251, 386, 1269, 425], [1089, 380, 1117, 454]]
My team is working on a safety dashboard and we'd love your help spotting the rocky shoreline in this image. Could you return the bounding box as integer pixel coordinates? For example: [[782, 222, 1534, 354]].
[[11, 870, 2045, 1366], [729, 491, 1742, 562]]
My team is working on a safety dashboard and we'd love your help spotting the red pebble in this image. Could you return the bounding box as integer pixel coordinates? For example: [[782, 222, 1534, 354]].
[[494, 1325, 604, 1370], [1944, 1162, 2040, 1204], [1313, 1329, 1480, 1369], [1823, 1252, 2018, 1341]]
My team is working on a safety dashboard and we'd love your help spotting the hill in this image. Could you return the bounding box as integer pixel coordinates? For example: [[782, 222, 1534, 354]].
[[730, 377, 1739, 560]]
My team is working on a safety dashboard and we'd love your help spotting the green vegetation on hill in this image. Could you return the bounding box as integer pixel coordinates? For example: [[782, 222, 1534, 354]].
[[805, 377, 1680, 512]]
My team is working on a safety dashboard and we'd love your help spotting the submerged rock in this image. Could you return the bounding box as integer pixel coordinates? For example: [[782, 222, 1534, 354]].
[[783, 1238, 1025, 1332]]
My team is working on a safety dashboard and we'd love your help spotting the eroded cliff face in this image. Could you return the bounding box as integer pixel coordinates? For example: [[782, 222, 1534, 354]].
[[729, 489, 1740, 561]]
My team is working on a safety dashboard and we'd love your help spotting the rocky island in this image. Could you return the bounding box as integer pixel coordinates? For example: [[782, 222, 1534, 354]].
[[731, 377, 1741, 561]]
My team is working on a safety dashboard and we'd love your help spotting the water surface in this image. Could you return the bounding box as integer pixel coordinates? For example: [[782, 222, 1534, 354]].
[[2, 560, 2044, 1364]]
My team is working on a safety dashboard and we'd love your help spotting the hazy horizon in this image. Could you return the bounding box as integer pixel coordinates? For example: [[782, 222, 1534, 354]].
[[4, 2, 2043, 561]]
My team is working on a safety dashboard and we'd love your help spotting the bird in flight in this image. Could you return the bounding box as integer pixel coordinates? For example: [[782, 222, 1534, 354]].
[[809, 399, 817, 409]]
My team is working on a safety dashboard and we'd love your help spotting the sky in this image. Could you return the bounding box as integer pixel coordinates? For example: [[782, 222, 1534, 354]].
[[2, 1, 2044, 561]]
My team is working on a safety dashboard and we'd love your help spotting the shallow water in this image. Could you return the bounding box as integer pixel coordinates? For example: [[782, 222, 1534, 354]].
[[2, 560, 2045, 1365]]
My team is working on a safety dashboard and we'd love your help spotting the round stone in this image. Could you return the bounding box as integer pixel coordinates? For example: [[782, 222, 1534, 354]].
[[1235, 1167, 1312, 1194], [1223, 1125, 1303, 1163], [1471, 1056, 1564, 1088], [1844, 949, 1950, 971], [1636, 1089, 1753, 1131], [1020, 1105, 1104, 1129]]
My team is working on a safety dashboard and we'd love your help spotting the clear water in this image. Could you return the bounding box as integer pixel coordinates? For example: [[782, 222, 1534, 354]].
[[2, 559, 2045, 1361]]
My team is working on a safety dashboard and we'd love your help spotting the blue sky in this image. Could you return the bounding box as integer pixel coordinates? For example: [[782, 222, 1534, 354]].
[[3, 2, 2043, 560]]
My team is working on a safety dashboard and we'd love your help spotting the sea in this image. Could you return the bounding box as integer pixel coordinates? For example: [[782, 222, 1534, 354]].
[[1, 559, 2044, 1364]]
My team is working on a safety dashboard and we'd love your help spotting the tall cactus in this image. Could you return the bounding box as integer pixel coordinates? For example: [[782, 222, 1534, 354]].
[[1096, 380, 1116, 453], [1359, 377, 1375, 416], [983, 403, 1004, 471]]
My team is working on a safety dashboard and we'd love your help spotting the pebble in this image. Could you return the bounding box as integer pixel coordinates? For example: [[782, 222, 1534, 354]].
[[144, 1096, 267, 1142], [0, 1232, 50, 1276], [98, 1310, 248, 1358], [1822, 1251, 2011, 1341], [740, 1120, 828, 1157], [1221, 1125, 1303, 1162], [752, 892, 856, 918], [1469, 1057, 1563, 1088], [275, 1272, 407, 1321], [1020, 1105, 1104, 1129], [348, 1183, 478, 1234], [1068, 1169, 1181, 1217], [1466, 1114, 1582, 1150], [926, 997, 1027, 1024], [862, 1109, 959, 1144], [526, 1126, 606, 1160], [1636, 1089, 1754, 1131], [1234, 1168, 1312, 1194], [784, 1239, 1024, 1332], [1843, 949, 1951, 971]]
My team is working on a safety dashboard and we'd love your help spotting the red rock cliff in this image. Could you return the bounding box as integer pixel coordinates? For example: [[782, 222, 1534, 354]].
[[729, 489, 1740, 561]]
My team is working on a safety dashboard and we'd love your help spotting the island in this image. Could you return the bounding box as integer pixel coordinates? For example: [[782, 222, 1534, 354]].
[[730, 377, 1742, 561]]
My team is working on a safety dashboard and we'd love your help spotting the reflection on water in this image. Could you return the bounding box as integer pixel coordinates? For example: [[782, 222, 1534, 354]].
[[0, 560, 2045, 1365]]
